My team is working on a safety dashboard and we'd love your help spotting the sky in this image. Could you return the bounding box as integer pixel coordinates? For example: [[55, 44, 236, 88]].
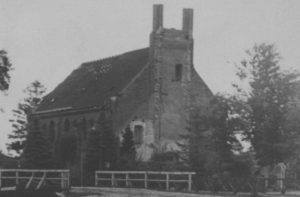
[[0, 0, 300, 152]]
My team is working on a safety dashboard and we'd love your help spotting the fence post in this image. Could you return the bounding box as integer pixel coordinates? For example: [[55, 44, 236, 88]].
[[16, 171, 19, 185], [264, 177, 268, 191], [281, 178, 286, 194], [95, 172, 98, 186], [0, 170, 2, 188], [64, 171, 68, 189], [166, 173, 169, 190], [126, 173, 129, 187], [60, 172, 63, 189], [144, 173, 148, 189], [65, 171, 68, 189], [111, 173, 115, 187], [188, 173, 192, 192], [67, 171, 70, 188]]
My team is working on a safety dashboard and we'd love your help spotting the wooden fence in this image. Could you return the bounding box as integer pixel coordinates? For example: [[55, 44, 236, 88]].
[[95, 171, 195, 191], [0, 169, 70, 191], [196, 177, 300, 195]]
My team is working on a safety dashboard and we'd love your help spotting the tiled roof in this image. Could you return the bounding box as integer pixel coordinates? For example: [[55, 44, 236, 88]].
[[36, 48, 149, 112]]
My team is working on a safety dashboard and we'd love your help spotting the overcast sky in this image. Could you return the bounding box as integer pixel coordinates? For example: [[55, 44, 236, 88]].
[[1, 0, 300, 152]]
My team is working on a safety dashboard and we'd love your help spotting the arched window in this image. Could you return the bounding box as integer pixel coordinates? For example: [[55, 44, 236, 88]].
[[64, 119, 70, 133], [175, 64, 183, 81], [57, 121, 61, 139], [89, 118, 95, 128], [82, 118, 87, 140], [33, 119, 39, 129], [134, 125, 144, 145], [42, 123, 47, 132], [49, 121, 55, 142]]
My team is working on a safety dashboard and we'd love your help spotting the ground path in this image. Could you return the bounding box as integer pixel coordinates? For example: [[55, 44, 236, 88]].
[[70, 187, 223, 197], [69, 187, 300, 197]]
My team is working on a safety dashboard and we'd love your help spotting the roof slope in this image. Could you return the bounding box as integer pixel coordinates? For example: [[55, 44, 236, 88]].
[[36, 48, 149, 112]]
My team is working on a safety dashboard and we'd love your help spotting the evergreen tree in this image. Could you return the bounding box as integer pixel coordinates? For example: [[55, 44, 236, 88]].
[[180, 96, 243, 177], [0, 50, 12, 92], [283, 92, 300, 178], [7, 81, 46, 155], [180, 108, 211, 175], [84, 114, 119, 184], [0, 50, 12, 112], [0, 151, 18, 168], [234, 43, 299, 166], [101, 118, 119, 170], [84, 124, 102, 185], [208, 96, 241, 174], [179, 96, 258, 192], [119, 125, 136, 170], [58, 134, 77, 168], [21, 119, 55, 169]]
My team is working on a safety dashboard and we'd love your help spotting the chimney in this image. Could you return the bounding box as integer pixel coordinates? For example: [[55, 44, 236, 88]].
[[153, 4, 163, 32], [182, 8, 193, 38]]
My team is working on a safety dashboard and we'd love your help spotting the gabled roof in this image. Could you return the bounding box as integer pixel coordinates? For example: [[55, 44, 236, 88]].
[[36, 48, 149, 112]]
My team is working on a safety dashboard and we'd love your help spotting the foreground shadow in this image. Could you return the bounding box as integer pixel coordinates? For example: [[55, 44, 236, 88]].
[[0, 188, 60, 197]]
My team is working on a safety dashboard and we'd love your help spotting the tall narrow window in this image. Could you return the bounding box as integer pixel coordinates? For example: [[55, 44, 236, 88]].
[[175, 64, 183, 81], [134, 125, 143, 145], [33, 119, 39, 129], [64, 119, 70, 133], [57, 121, 61, 140], [82, 118, 87, 140], [42, 123, 47, 132], [89, 118, 95, 128], [49, 121, 55, 142]]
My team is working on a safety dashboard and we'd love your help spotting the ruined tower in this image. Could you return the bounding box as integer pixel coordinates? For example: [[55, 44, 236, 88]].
[[149, 4, 194, 151]]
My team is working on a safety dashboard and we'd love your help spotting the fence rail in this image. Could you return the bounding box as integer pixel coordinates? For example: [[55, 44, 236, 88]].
[[196, 177, 300, 195], [0, 169, 70, 191], [95, 171, 195, 191]]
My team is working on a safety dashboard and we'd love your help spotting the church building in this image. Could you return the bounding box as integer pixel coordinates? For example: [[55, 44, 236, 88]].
[[31, 4, 213, 162]]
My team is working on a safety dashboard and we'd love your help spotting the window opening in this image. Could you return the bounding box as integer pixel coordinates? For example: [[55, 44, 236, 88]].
[[175, 64, 183, 81], [134, 125, 143, 144]]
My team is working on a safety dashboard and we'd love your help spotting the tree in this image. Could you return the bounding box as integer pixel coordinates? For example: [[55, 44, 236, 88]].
[[21, 119, 55, 169], [58, 134, 77, 168], [234, 43, 299, 167], [0, 150, 18, 168], [180, 96, 241, 177], [119, 125, 136, 170], [7, 80, 46, 155], [84, 123, 103, 184], [179, 96, 259, 192], [281, 86, 300, 179], [0, 50, 12, 112], [0, 50, 12, 92], [101, 118, 119, 170], [84, 115, 119, 184], [208, 96, 240, 171]]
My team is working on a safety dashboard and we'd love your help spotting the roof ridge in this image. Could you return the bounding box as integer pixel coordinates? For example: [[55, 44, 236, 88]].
[[81, 47, 149, 67], [81, 55, 118, 67]]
